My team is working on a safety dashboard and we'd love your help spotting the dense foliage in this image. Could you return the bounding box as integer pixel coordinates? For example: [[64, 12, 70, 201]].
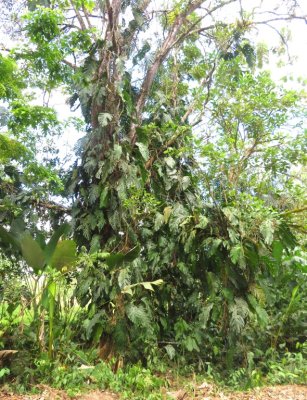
[[0, 0, 306, 396]]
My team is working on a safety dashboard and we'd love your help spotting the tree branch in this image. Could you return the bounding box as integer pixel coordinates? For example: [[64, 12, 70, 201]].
[[132, 0, 237, 141], [254, 15, 307, 25], [136, 1, 207, 116], [69, 0, 87, 30], [62, 59, 77, 69], [82, 6, 94, 30], [30, 199, 71, 214], [281, 206, 307, 217]]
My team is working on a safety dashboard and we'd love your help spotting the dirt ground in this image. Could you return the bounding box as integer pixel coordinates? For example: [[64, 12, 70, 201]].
[[0, 388, 118, 400], [0, 384, 306, 400], [184, 383, 307, 400]]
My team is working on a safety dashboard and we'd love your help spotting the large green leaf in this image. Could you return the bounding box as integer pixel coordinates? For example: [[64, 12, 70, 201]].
[[105, 245, 140, 268], [20, 232, 45, 273], [45, 223, 70, 265], [272, 240, 283, 264], [105, 252, 125, 268], [10, 219, 26, 239], [49, 240, 77, 271], [123, 245, 141, 262], [0, 226, 21, 251], [136, 142, 149, 160], [41, 286, 49, 310]]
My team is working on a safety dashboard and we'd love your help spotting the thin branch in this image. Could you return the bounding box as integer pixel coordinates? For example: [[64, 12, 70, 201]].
[[69, 0, 87, 30], [280, 206, 307, 217], [82, 6, 94, 30], [262, 23, 291, 61], [31, 199, 71, 214], [60, 23, 82, 31], [62, 59, 77, 70], [135, 0, 206, 120], [255, 10, 298, 17], [191, 23, 223, 35], [254, 15, 307, 25], [134, 0, 237, 126]]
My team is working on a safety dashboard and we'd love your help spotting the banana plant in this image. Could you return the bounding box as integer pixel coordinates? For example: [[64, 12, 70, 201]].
[[0, 221, 77, 359]]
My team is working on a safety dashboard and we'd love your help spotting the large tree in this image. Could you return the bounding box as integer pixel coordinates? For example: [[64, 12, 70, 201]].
[[1, 0, 306, 364]]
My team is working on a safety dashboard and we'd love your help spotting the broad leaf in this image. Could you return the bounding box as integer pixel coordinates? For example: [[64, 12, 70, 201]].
[[136, 142, 149, 160], [164, 344, 176, 360], [123, 245, 141, 262], [20, 232, 45, 273], [105, 245, 140, 268], [0, 226, 21, 251], [105, 252, 125, 268], [50, 240, 77, 271], [260, 219, 275, 245], [272, 240, 283, 264], [10, 218, 26, 239], [45, 223, 70, 265], [98, 112, 112, 127], [163, 206, 172, 223], [99, 187, 109, 208]]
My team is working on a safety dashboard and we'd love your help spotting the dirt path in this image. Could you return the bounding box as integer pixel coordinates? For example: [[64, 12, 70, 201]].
[[0, 388, 118, 400], [179, 383, 307, 399], [0, 385, 306, 400]]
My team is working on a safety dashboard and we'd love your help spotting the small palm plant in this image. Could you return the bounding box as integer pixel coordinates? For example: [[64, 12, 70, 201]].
[[0, 221, 77, 359]]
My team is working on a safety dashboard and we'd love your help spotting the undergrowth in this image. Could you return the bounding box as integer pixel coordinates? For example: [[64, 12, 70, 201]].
[[1, 343, 306, 399]]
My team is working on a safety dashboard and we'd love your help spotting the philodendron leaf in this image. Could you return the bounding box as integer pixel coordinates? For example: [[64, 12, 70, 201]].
[[123, 245, 141, 262], [122, 286, 133, 295], [98, 112, 112, 127], [45, 223, 70, 265], [20, 232, 45, 273], [230, 244, 246, 269], [105, 252, 125, 268], [141, 282, 154, 291], [105, 245, 140, 268], [141, 279, 163, 291], [50, 240, 77, 271], [136, 142, 149, 160], [163, 206, 172, 223], [150, 279, 163, 286], [122, 279, 163, 295]]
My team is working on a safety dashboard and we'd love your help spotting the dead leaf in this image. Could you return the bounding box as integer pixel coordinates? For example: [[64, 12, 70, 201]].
[[0, 350, 18, 360], [166, 389, 187, 400]]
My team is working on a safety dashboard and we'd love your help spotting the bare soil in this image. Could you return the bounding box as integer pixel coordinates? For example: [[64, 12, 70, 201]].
[[168, 383, 307, 400], [0, 388, 118, 400], [0, 384, 306, 400]]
